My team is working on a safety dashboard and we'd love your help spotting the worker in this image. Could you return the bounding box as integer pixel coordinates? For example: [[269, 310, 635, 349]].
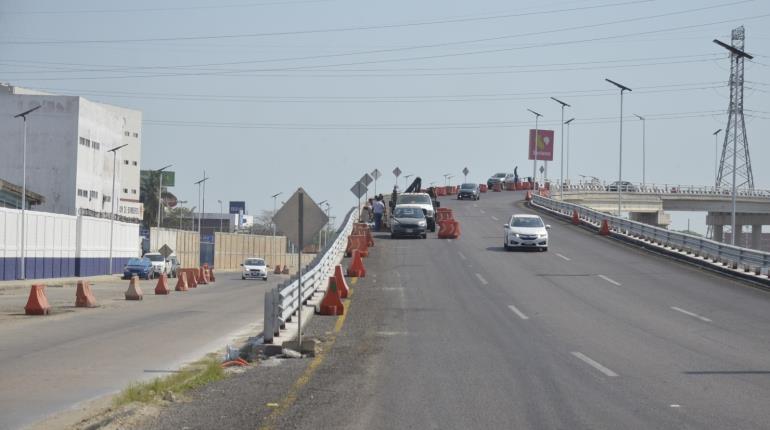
[[373, 196, 385, 231]]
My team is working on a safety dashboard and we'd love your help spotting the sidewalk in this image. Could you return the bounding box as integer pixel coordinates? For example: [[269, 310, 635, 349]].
[[0, 269, 243, 291]]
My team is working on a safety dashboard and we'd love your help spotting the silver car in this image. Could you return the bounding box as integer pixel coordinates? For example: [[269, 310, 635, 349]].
[[503, 214, 550, 251]]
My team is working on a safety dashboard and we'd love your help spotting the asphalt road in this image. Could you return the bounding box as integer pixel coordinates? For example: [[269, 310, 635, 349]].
[[263, 190, 770, 429], [0, 272, 279, 430]]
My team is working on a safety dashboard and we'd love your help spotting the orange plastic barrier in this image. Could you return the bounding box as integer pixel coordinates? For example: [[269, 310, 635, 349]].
[[319, 277, 344, 315], [525, 191, 533, 201], [492, 183, 502, 192], [353, 223, 375, 247], [187, 269, 198, 288], [345, 235, 369, 258], [155, 273, 170, 295], [438, 219, 461, 239], [435, 187, 447, 196], [197, 267, 208, 285], [505, 182, 517, 191], [125, 276, 143, 300], [334, 265, 350, 299], [274, 265, 282, 275], [436, 208, 454, 223], [572, 209, 580, 225], [25, 284, 51, 315], [479, 184, 488, 193], [176, 271, 189, 291], [75, 280, 97, 308], [599, 219, 610, 236], [209, 268, 216, 282], [282, 265, 290, 275], [347, 249, 367, 278]]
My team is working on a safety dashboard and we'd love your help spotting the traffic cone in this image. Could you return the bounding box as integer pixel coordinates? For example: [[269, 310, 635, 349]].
[[452, 220, 462, 239], [175, 271, 189, 291], [282, 265, 290, 275], [347, 250, 366, 278], [274, 264, 282, 275], [209, 268, 216, 282], [186, 269, 198, 288], [197, 267, 208, 285], [204, 269, 211, 283], [572, 209, 580, 225], [318, 277, 344, 315], [599, 219, 610, 236], [525, 190, 533, 201], [125, 276, 143, 300], [155, 273, 170, 295], [75, 280, 97, 308], [24, 284, 51, 315], [334, 265, 350, 299]]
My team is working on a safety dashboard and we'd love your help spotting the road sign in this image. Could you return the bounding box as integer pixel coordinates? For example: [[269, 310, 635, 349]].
[[158, 244, 174, 258], [462, 167, 469, 176], [350, 181, 367, 199], [540, 165, 545, 174], [273, 188, 329, 248], [371, 169, 381, 180], [360, 173, 373, 186], [393, 167, 402, 178]]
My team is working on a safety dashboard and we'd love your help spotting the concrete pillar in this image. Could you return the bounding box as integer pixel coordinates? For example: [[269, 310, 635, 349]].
[[735, 225, 743, 247], [752, 225, 762, 250], [714, 224, 724, 243]]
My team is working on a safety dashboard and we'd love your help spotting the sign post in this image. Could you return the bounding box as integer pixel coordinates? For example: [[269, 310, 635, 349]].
[[371, 169, 381, 196], [350, 181, 368, 217], [462, 167, 469, 183], [392, 167, 402, 189]]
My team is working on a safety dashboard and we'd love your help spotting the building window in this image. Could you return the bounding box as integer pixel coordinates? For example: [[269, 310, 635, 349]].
[[132, 161, 138, 166], [132, 132, 139, 138], [104, 195, 111, 203], [124, 131, 130, 137], [77, 189, 88, 197], [79, 137, 91, 147], [131, 189, 137, 194], [92, 141, 100, 150], [90, 190, 99, 199], [123, 188, 128, 193], [123, 160, 129, 165]]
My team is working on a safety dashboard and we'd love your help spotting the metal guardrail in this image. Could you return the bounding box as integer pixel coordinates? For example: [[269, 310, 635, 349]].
[[531, 194, 770, 276], [263, 207, 357, 343], [551, 182, 770, 199]]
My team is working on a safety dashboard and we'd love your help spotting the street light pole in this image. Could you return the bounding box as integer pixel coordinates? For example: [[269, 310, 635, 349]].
[[13, 105, 41, 280], [606, 78, 632, 216], [107, 143, 128, 276], [565, 118, 575, 184], [713, 128, 722, 186], [271, 192, 282, 269], [155, 164, 172, 229], [634, 114, 646, 187], [194, 173, 209, 235], [527, 109, 542, 187], [551, 97, 570, 199], [217, 200, 223, 232]]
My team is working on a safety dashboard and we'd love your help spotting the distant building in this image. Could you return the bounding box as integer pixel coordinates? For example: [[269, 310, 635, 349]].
[[0, 178, 44, 209], [0, 84, 142, 219]]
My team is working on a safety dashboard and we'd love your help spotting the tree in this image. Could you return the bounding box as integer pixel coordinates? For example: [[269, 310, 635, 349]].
[[140, 171, 178, 229]]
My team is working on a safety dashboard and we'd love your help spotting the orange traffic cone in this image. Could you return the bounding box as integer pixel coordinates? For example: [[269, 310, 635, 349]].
[[25, 284, 51, 315], [209, 268, 216, 282], [175, 271, 189, 291], [347, 250, 366, 278], [155, 273, 170, 295], [125, 276, 143, 300], [572, 209, 580, 225], [282, 265, 290, 275], [75, 280, 97, 308], [525, 190, 533, 201], [334, 265, 350, 299], [186, 269, 198, 288], [274, 264, 282, 275], [318, 277, 344, 315], [197, 267, 208, 285], [599, 219, 610, 236]]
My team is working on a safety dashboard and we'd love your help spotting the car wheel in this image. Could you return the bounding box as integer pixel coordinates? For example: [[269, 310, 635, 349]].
[[264, 277, 269, 282], [541, 247, 548, 252], [504, 243, 510, 251], [422, 233, 427, 239]]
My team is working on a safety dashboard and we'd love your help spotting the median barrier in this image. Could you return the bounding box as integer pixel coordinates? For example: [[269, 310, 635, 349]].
[[125, 276, 143, 300], [346, 235, 369, 258], [436, 187, 447, 196], [75, 280, 97, 308], [334, 265, 350, 298], [25, 284, 51, 315], [479, 184, 488, 193], [353, 223, 375, 247], [175, 271, 189, 291], [438, 219, 461, 239], [274, 265, 282, 275], [347, 250, 366, 278], [185, 269, 198, 288], [525, 191, 532, 201], [209, 268, 216, 282], [155, 273, 170, 295], [436, 207, 454, 223], [318, 277, 344, 316], [282, 265, 290, 275], [197, 267, 208, 285], [599, 219, 610, 236], [572, 209, 580, 225]]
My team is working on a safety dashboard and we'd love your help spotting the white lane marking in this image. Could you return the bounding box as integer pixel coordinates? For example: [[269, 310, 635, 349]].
[[491, 216, 499, 221], [473, 203, 478, 208], [508, 304, 529, 320], [480, 209, 486, 214], [555, 253, 571, 261], [475, 273, 489, 285], [671, 306, 712, 322], [670, 404, 681, 408], [598, 274, 621, 286], [571, 352, 619, 377], [458, 251, 467, 260]]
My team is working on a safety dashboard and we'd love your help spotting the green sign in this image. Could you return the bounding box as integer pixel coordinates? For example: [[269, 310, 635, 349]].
[[160, 171, 175, 187]]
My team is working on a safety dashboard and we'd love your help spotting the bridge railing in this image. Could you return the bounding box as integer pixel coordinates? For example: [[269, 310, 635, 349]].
[[531, 194, 770, 276], [552, 181, 770, 199], [263, 206, 357, 343]]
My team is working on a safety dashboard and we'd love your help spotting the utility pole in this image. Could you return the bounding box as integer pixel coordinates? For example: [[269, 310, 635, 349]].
[[13, 105, 41, 280], [155, 164, 172, 229], [551, 97, 570, 199], [271, 192, 282, 269], [713, 128, 722, 184], [606, 78, 632, 217], [194, 173, 209, 235], [564, 118, 575, 184], [107, 143, 128, 275], [634, 114, 646, 186], [527, 109, 542, 187]]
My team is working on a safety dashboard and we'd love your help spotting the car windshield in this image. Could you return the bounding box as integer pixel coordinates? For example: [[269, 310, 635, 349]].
[[394, 207, 425, 218], [461, 183, 476, 189], [146, 254, 165, 262], [127, 258, 147, 266], [494, 173, 506, 178], [397, 195, 431, 205], [511, 217, 544, 227], [245, 259, 265, 266]]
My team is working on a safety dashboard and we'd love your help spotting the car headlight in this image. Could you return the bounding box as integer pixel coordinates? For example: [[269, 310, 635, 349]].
[[539, 233, 548, 238], [511, 232, 520, 237], [418, 220, 427, 226]]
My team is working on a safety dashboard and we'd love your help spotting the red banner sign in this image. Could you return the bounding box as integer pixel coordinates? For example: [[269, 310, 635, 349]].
[[528, 129, 554, 161]]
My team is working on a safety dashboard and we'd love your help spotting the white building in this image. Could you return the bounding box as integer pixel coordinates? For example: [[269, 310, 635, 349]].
[[0, 84, 142, 220]]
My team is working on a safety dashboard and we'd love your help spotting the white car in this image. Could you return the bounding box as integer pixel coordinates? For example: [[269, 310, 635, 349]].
[[241, 257, 268, 281], [503, 214, 550, 251], [143, 252, 170, 278]]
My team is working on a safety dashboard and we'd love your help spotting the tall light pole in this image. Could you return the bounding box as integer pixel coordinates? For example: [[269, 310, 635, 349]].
[[155, 164, 172, 229], [194, 173, 209, 235], [634, 114, 646, 186], [177, 200, 188, 229], [217, 200, 223, 232], [271, 192, 282, 268], [317, 200, 328, 250], [565, 118, 575, 184], [527, 109, 543, 187], [323, 202, 331, 248], [107, 143, 128, 276], [13, 105, 41, 280], [713, 128, 722, 186], [551, 97, 570, 199], [606, 78, 632, 216]]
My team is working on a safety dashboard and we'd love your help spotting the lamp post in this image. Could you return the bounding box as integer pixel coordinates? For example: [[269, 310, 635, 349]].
[[551, 97, 570, 199], [194, 173, 209, 235], [317, 200, 328, 250], [606, 78, 632, 216], [155, 164, 172, 229], [565, 118, 575, 184], [634, 114, 646, 187], [177, 200, 188, 229], [713, 128, 722, 186], [271, 192, 282, 268], [527, 109, 543, 187], [107, 143, 128, 276], [217, 200, 223, 232], [13, 105, 41, 280]]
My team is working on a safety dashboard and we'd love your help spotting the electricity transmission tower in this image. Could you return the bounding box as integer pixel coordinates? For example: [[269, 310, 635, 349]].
[[714, 26, 754, 191]]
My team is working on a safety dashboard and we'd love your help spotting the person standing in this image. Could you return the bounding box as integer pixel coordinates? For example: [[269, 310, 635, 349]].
[[373, 197, 385, 231]]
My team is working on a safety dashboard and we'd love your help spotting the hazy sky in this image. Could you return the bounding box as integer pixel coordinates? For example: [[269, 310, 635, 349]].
[[1, 0, 768, 231]]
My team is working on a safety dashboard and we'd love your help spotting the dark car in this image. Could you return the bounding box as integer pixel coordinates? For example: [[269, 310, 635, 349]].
[[606, 181, 638, 192], [458, 183, 480, 200], [123, 257, 153, 280], [390, 206, 428, 239], [487, 172, 514, 189]]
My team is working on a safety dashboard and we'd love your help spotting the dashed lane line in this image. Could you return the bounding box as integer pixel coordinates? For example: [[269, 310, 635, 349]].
[[671, 306, 712, 323], [507, 304, 529, 320], [491, 216, 499, 221], [475, 273, 489, 285], [555, 253, 571, 261], [597, 274, 621, 286], [458, 251, 467, 260], [571, 352, 619, 377]]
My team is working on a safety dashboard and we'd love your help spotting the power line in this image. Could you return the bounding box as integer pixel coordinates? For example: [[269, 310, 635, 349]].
[[1, 0, 334, 15]]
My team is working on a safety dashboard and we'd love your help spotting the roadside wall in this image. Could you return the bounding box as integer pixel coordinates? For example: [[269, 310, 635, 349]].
[[149, 227, 200, 268], [214, 232, 314, 271]]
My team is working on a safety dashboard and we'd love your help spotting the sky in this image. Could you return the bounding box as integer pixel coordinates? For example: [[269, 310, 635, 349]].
[[1, 0, 768, 233]]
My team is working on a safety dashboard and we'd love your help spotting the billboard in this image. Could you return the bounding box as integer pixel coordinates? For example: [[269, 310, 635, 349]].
[[229, 201, 246, 214], [528, 129, 555, 161]]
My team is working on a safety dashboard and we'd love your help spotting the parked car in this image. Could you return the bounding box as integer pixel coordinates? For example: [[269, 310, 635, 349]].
[[487, 173, 514, 189], [144, 252, 170, 277], [457, 183, 480, 200], [241, 257, 268, 280], [606, 181, 638, 192], [395, 192, 436, 232], [391, 206, 428, 239], [503, 214, 550, 251], [167, 255, 180, 278], [123, 257, 153, 280]]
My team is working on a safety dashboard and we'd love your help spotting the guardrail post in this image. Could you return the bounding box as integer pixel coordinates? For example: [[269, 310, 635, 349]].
[[263, 289, 274, 343]]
